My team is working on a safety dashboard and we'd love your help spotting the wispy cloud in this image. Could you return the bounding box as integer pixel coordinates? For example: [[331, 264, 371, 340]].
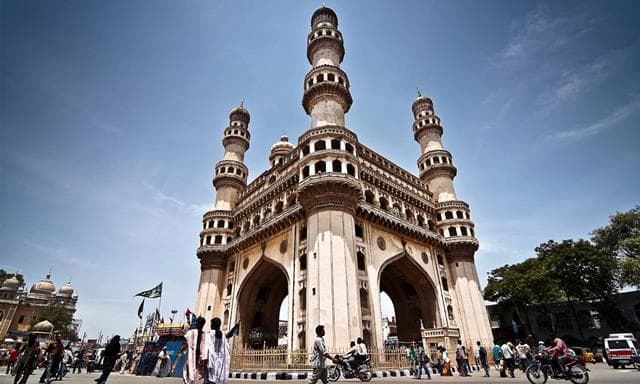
[[494, 4, 594, 64], [547, 95, 640, 142], [145, 183, 211, 215]]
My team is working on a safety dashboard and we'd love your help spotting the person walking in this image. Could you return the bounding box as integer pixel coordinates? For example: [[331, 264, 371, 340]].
[[500, 342, 516, 378], [72, 349, 83, 374], [477, 341, 490, 377], [440, 346, 452, 376], [415, 344, 431, 380], [39, 335, 63, 383], [207, 317, 230, 384], [516, 340, 531, 372], [492, 343, 502, 369], [13, 335, 39, 384], [95, 335, 121, 384], [455, 340, 469, 376], [6, 343, 20, 375], [183, 316, 208, 384], [155, 347, 170, 377], [308, 325, 333, 384]]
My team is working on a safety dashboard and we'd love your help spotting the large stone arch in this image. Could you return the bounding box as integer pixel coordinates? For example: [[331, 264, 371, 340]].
[[235, 258, 289, 349], [377, 252, 440, 343]]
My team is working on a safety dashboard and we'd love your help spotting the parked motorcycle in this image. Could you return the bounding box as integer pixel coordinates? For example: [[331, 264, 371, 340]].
[[525, 350, 589, 384], [328, 355, 373, 382]]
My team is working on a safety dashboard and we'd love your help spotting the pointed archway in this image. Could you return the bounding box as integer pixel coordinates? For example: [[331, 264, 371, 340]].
[[236, 259, 289, 349], [379, 254, 439, 343]]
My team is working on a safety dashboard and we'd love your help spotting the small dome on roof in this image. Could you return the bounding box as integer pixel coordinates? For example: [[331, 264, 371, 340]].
[[270, 135, 295, 152], [312, 6, 338, 28], [30, 274, 56, 295], [1, 275, 20, 290], [412, 90, 433, 114], [229, 101, 250, 124], [32, 320, 54, 333], [58, 281, 74, 296]]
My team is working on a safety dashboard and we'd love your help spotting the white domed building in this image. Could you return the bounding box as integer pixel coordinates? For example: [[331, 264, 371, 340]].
[[0, 273, 78, 341]]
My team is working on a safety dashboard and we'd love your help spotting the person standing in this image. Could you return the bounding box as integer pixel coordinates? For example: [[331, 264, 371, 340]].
[[13, 335, 39, 384], [72, 349, 84, 374], [455, 340, 468, 376], [95, 335, 121, 384], [477, 341, 490, 377], [207, 317, 230, 384], [440, 346, 452, 376], [155, 347, 170, 377], [6, 343, 20, 375], [408, 345, 416, 375], [308, 325, 333, 384], [516, 340, 531, 372], [183, 316, 208, 384]]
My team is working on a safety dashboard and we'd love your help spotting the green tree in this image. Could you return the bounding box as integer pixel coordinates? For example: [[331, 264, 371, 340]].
[[484, 257, 563, 337], [592, 205, 640, 287], [536, 239, 621, 337], [0, 269, 25, 285], [31, 304, 77, 341]]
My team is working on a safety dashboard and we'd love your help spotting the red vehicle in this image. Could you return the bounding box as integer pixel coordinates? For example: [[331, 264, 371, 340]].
[[603, 333, 638, 369]]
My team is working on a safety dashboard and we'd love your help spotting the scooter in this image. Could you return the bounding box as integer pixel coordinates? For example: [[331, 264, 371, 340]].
[[328, 355, 373, 382]]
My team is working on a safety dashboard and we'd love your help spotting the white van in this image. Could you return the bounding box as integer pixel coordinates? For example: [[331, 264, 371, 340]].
[[603, 333, 638, 369]]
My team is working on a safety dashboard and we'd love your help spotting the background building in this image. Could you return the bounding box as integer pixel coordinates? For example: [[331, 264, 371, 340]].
[[487, 290, 640, 346], [193, 6, 493, 352], [0, 273, 78, 341]]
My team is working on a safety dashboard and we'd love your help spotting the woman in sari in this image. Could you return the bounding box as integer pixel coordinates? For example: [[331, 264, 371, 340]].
[[183, 316, 208, 384], [208, 317, 230, 384], [440, 346, 452, 376]]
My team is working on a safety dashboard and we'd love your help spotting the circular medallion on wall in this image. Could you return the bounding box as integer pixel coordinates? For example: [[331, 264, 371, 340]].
[[407, 245, 414, 255], [377, 236, 386, 250], [421, 252, 429, 264], [280, 239, 288, 254], [242, 257, 249, 269]]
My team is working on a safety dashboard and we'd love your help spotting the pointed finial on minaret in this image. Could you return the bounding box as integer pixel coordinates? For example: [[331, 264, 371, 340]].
[[416, 88, 422, 97], [47, 266, 53, 279], [240, 98, 244, 108]]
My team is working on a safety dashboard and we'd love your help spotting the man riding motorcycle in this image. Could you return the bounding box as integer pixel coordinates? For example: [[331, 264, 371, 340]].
[[546, 337, 572, 377], [340, 341, 360, 372]]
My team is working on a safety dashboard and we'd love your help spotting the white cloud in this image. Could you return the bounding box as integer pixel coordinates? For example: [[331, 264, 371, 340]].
[[547, 95, 640, 141]]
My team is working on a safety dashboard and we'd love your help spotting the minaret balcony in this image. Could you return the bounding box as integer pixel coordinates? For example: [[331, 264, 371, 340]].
[[297, 172, 362, 214], [222, 127, 250, 150], [302, 81, 352, 115], [413, 122, 443, 141], [307, 33, 345, 64], [307, 28, 343, 45], [419, 163, 457, 181]]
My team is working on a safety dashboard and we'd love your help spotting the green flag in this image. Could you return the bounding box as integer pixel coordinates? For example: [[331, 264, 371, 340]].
[[134, 282, 162, 298], [137, 299, 145, 319]]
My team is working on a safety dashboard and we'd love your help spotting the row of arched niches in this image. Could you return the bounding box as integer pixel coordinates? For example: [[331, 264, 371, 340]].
[[298, 129, 359, 180]]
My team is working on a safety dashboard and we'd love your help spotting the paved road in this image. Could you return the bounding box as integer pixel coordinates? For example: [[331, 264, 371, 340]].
[[0, 364, 637, 383]]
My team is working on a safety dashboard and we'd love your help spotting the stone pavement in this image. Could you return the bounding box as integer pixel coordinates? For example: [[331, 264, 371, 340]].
[[0, 364, 638, 384]]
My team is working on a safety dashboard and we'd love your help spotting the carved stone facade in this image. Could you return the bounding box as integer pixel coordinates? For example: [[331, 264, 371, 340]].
[[0, 274, 78, 341], [194, 6, 493, 352]]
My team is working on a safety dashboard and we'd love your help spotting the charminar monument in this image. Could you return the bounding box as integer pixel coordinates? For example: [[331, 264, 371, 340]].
[[194, 6, 493, 353]]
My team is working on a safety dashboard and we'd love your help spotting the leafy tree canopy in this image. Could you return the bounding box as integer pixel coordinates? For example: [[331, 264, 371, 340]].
[[535, 239, 618, 302], [0, 269, 25, 285], [31, 304, 77, 341], [484, 257, 563, 307], [592, 205, 640, 287]]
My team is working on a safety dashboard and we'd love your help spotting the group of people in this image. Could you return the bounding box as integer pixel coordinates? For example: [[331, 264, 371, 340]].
[[182, 316, 230, 384], [492, 337, 574, 378], [407, 343, 432, 379]]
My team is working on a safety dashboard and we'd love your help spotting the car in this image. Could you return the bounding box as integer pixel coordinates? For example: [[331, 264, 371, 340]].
[[604, 333, 638, 369]]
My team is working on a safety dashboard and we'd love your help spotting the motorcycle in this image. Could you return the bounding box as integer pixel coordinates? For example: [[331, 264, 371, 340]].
[[328, 355, 373, 382], [525, 350, 589, 384]]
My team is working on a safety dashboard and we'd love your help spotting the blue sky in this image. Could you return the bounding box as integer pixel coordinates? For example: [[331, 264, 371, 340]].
[[2, 0, 639, 339]]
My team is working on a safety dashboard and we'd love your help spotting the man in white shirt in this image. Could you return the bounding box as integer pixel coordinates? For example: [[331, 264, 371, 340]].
[[501, 342, 516, 378]]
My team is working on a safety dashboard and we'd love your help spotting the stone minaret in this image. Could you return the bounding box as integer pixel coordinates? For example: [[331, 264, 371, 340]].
[[412, 93, 493, 348], [302, 6, 353, 128], [298, 6, 362, 350], [195, 103, 251, 325]]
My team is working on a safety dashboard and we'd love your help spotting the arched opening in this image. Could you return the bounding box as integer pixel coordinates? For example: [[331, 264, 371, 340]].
[[314, 140, 326, 151], [332, 159, 341, 172], [302, 145, 310, 156], [417, 215, 425, 227], [237, 260, 289, 349], [441, 277, 449, 291], [448, 227, 457, 237], [298, 331, 306, 350], [314, 160, 326, 173], [379, 255, 439, 343], [346, 163, 356, 176], [331, 139, 340, 150], [360, 288, 371, 316], [355, 223, 364, 239], [299, 288, 306, 311], [302, 166, 310, 178], [364, 190, 375, 204], [379, 196, 389, 211], [357, 251, 366, 270], [274, 201, 284, 214], [427, 220, 435, 231], [223, 309, 229, 326], [444, 211, 453, 220], [287, 193, 297, 207], [345, 142, 354, 153]]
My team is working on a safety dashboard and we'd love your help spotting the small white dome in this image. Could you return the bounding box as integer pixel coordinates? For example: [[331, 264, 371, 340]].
[[30, 274, 56, 295]]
